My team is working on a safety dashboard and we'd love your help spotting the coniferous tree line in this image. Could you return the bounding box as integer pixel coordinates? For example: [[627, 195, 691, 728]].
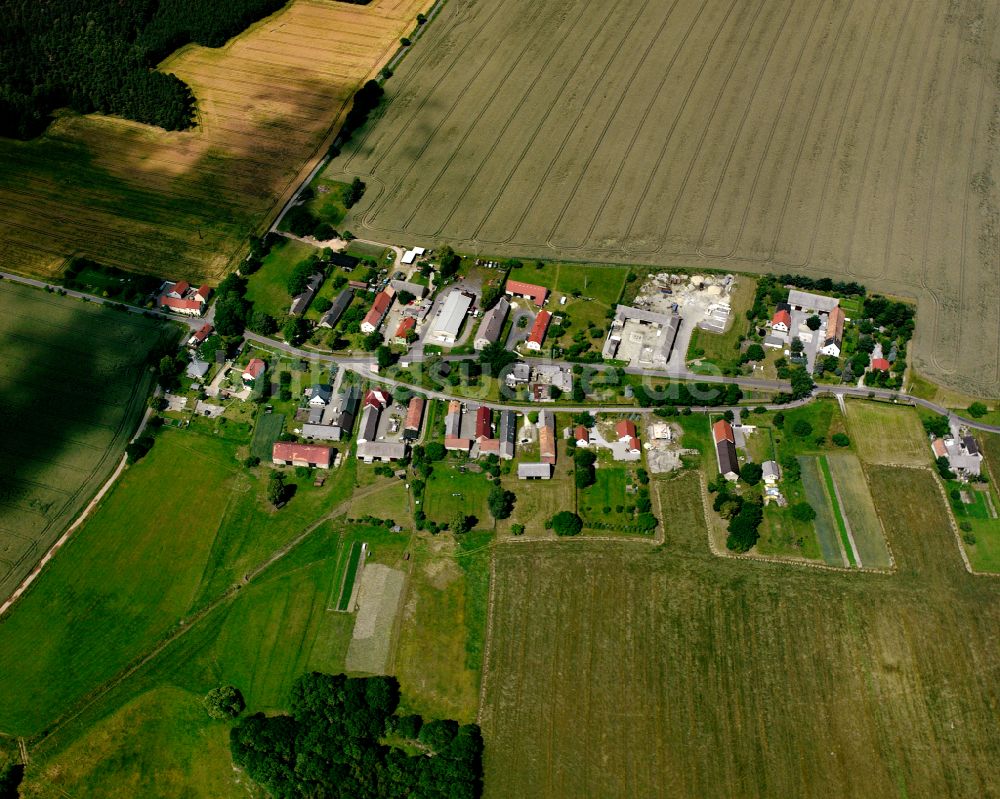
[[0, 0, 287, 138]]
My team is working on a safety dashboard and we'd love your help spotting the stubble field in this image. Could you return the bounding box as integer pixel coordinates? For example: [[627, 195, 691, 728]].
[[0, 0, 428, 282], [479, 468, 1000, 798], [334, 0, 1000, 395]]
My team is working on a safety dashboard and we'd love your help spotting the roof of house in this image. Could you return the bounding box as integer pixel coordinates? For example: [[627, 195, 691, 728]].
[[762, 460, 780, 479], [712, 419, 735, 444], [186, 359, 210, 379], [870, 358, 890, 371], [448, 399, 462, 414], [518, 462, 553, 479], [301, 423, 340, 441], [574, 425, 589, 442], [716, 439, 739, 477], [358, 404, 380, 442], [538, 411, 556, 462], [771, 309, 791, 328], [272, 442, 332, 467], [243, 358, 266, 378], [196, 284, 211, 299], [479, 438, 501, 453], [159, 295, 203, 311], [191, 323, 213, 342], [505, 279, 548, 306], [932, 438, 948, 458], [625, 436, 641, 452], [364, 388, 390, 409], [475, 406, 492, 440], [445, 436, 472, 451], [433, 291, 474, 339], [173, 280, 190, 296], [475, 297, 510, 347], [963, 436, 981, 456], [389, 279, 428, 299], [615, 419, 637, 440], [499, 410, 517, 446], [290, 273, 323, 315], [788, 289, 840, 314], [319, 289, 354, 328], [527, 310, 552, 346], [328, 252, 360, 269], [405, 396, 425, 431], [825, 306, 846, 345], [310, 384, 332, 402], [363, 288, 394, 328], [394, 317, 416, 339], [356, 441, 408, 461]]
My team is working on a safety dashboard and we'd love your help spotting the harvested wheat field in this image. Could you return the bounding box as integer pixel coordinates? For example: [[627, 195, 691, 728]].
[[479, 469, 1000, 798], [0, 0, 428, 282], [335, 0, 1000, 395]]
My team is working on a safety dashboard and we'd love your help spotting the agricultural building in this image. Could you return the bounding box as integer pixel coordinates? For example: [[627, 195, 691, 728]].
[[389, 279, 428, 299], [356, 441, 408, 463], [357, 405, 380, 444], [361, 287, 395, 333], [601, 305, 681, 368], [820, 306, 846, 357], [404, 397, 425, 440], [318, 289, 353, 329], [526, 310, 552, 351], [431, 290, 474, 343], [400, 246, 426, 265], [498, 410, 517, 460], [159, 281, 211, 315], [327, 252, 359, 270], [712, 419, 739, 481], [475, 406, 492, 441], [505, 279, 548, 306], [444, 400, 463, 438], [475, 297, 510, 350], [538, 409, 556, 464], [290, 273, 323, 316], [518, 462, 552, 480], [272, 442, 332, 470], [787, 290, 840, 314]]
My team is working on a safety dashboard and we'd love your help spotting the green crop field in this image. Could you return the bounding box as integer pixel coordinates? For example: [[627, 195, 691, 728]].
[[0, 282, 172, 598], [819, 455, 856, 567], [480, 466, 1000, 798], [331, 0, 1000, 398], [249, 412, 285, 461], [336, 541, 364, 611], [826, 453, 892, 569], [846, 401, 930, 466]]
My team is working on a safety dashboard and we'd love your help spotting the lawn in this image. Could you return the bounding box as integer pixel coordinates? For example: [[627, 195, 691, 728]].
[[513, 262, 627, 305], [422, 465, 493, 528], [394, 531, 492, 724], [845, 401, 931, 466], [346, 241, 393, 262], [249, 412, 285, 461], [281, 177, 351, 231], [826, 453, 892, 569], [946, 481, 1000, 573], [578, 466, 650, 534], [0, 282, 172, 597], [243, 238, 317, 319]]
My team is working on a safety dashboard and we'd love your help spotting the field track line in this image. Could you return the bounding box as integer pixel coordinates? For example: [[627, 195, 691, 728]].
[[23, 482, 388, 752], [763, 0, 856, 264], [494, 0, 656, 246], [619, 0, 745, 252], [771, 0, 881, 269], [540, 0, 683, 248], [400, 0, 558, 230], [355, 0, 512, 223], [691, 0, 799, 256], [914, 9, 965, 377], [700, 0, 828, 259], [466, 0, 622, 244], [647, 0, 775, 257], [560, 0, 708, 252], [431, 0, 612, 238], [840, 0, 917, 277]]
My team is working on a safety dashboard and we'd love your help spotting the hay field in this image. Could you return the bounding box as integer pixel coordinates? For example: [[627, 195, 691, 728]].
[[334, 0, 1000, 395], [0, 0, 428, 282], [479, 468, 1000, 798], [0, 283, 169, 599], [845, 401, 931, 466]]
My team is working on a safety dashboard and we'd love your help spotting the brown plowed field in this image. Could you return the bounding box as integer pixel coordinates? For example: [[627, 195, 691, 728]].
[[0, 0, 428, 282], [334, 0, 1000, 395], [478, 470, 1000, 798]]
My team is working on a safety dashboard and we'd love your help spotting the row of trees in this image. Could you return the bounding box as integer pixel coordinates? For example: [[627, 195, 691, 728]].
[[1, 0, 287, 138], [230, 673, 483, 798]]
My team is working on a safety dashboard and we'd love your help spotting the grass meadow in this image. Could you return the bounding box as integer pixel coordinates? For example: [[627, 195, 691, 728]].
[[480, 466, 1000, 798], [0, 282, 172, 597], [243, 237, 317, 319], [846, 401, 931, 466]]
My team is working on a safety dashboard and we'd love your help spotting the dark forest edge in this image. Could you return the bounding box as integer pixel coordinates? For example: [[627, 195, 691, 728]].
[[1, 0, 290, 138], [230, 672, 484, 799]]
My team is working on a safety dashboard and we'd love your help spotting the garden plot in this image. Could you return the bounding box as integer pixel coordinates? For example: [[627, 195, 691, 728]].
[[825, 453, 892, 569], [345, 563, 406, 674], [798, 456, 847, 567]]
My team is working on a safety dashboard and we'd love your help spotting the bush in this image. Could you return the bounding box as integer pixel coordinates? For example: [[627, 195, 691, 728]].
[[963, 532, 977, 546], [790, 502, 816, 522], [511, 523, 525, 536], [832, 432, 850, 447], [126, 436, 154, 463], [792, 419, 813, 437], [968, 401, 988, 419], [549, 511, 583, 537], [203, 685, 245, 719], [243, 455, 260, 468]]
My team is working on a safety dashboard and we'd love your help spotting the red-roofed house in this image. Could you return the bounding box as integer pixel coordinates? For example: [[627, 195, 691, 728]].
[[272, 442, 332, 470], [393, 317, 416, 346], [475, 406, 492, 441], [712, 419, 735, 444], [870, 358, 890, 372], [505, 279, 548, 307], [159, 294, 205, 315], [615, 419, 637, 442], [168, 280, 190, 298], [445, 436, 472, 453], [525, 310, 552, 351], [404, 396, 425, 441], [188, 323, 213, 346], [931, 438, 947, 459], [361, 288, 395, 333], [364, 388, 391, 409], [195, 285, 211, 304], [624, 436, 641, 455], [242, 358, 266, 384], [574, 426, 590, 447], [770, 309, 791, 333], [820, 306, 846, 357]]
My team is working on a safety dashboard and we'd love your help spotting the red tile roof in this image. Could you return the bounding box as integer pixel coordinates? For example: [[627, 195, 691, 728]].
[[574, 425, 589, 443], [394, 317, 416, 340], [826, 306, 845, 343], [771, 309, 791, 328], [479, 438, 501, 453], [626, 436, 641, 453], [870, 358, 890, 371], [196, 284, 211, 300], [364, 388, 390, 409], [527, 310, 552, 346], [539, 426, 556, 464], [445, 436, 472, 451], [159, 295, 203, 311], [475, 406, 492, 440], [932, 438, 947, 458], [712, 419, 735, 444], [172, 280, 190, 296], [243, 358, 266, 379], [192, 323, 213, 342], [615, 419, 637, 440], [505, 279, 549, 306], [363, 289, 394, 329], [405, 397, 425, 430], [272, 442, 331, 468]]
